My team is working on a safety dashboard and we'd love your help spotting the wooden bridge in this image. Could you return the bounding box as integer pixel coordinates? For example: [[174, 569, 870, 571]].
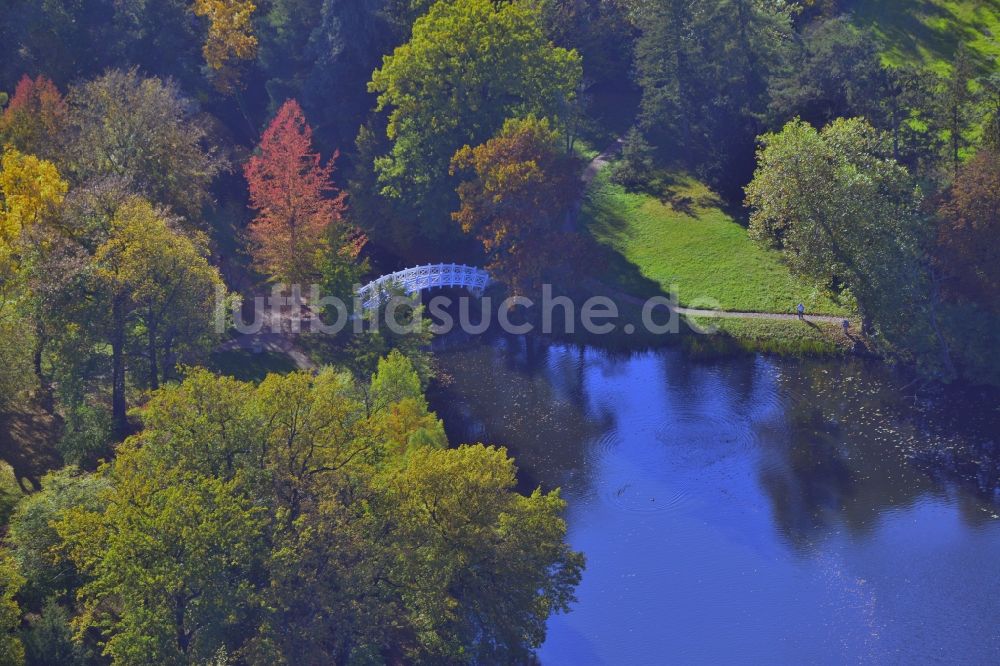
[[357, 263, 491, 310]]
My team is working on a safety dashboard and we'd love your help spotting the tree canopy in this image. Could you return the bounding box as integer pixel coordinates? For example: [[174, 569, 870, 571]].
[[452, 115, 583, 295], [369, 0, 582, 235], [52, 356, 582, 663], [745, 117, 955, 376], [244, 99, 347, 284]]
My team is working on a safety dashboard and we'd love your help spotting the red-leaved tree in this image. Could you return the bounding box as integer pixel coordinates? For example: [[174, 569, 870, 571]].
[[0, 74, 68, 160], [244, 99, 346, 284]]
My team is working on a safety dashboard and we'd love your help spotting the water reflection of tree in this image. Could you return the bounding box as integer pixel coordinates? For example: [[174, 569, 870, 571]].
[[908, 383, 1000, 517], [429, 336, 612, 494], [758, 360, 1000, 547]]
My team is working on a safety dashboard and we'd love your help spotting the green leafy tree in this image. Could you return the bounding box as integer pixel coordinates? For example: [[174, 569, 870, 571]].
[[385, 444, 583, 663], [982, 73, 1000, 150], [258, 0, 410, 151], [94, 198, 225, 390], [369, 0, 582, 237], [937, 44, 977, 175], [58, 455, 269, 664], [94, 197, 227, 435], [54, 358, 581, 663], [66, 69, 224, 222], [0, 551, 24, 665], [633, 0, 793, 193], [6, 468, 109, 608], [0, 0, 204, 93], [21, 597, 90, 666], [745, 117, 955, 377], [535, 0, 635, 87], [768, 17, 884, 126]]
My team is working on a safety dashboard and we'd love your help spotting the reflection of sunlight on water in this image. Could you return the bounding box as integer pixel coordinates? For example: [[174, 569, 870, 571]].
[[813, 550, 883, 663]]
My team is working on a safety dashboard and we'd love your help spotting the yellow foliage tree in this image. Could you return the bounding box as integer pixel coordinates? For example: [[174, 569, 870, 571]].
[[192, 0, 258, 92], [0, 148, 67, 403], [0, 148, 68, 262]]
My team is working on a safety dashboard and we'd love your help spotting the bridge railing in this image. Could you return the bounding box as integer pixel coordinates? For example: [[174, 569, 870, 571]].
[[357, 263, 491, 310]]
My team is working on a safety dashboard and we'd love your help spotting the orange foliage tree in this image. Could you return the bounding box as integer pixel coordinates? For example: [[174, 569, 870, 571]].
[[244, 99, 347, 284], [451, 116, 582, 295]]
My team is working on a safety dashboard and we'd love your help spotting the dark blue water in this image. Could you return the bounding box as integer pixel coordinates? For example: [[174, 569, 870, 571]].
[[430, 338, 1000, 664]]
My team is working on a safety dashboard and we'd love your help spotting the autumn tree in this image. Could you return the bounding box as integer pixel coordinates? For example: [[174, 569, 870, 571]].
[[192, 0, 259, 92], [936, 147, 1000, 310], [0, 148, 68, 272], [0, 147, 69, 395], [369, 0, 582, 236], [244, 99, 347, 284], [451, 116, 582, 295], [0, 75, 68, 161]]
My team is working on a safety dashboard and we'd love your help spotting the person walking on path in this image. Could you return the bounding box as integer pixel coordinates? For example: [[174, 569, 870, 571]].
[[797, 303, 805, 320]]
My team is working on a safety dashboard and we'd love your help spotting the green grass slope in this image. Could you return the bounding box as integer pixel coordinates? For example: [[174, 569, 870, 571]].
[[852, 0, 1000, 73], [581, 169, 849, 316]]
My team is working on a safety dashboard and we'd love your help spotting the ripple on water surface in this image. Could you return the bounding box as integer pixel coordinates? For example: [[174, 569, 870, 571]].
[[584, 427, 693, 515]]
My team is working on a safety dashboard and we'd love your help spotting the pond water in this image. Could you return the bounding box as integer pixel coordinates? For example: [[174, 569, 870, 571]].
[[429, 337, 1000, 664]]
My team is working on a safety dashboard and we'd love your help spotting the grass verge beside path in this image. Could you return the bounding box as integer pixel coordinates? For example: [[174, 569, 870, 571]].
[[684, 316, 860, 356], [581, 169, 851, 317]]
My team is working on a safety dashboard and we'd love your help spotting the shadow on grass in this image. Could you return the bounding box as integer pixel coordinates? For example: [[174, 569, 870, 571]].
[[852, 0, 1000, 72], [579, 189, 666, 301], [0, 402, 63, 492]]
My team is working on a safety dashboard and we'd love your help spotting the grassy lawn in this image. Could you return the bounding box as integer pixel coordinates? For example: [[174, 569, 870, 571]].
[[581, 169, 851, 316], [853, 0, 1000, 74]]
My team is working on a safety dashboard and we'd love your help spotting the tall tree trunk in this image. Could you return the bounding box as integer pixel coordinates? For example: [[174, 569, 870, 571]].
[[32, 332, 43, 382], [111, 294, 129, 440], [890, 98, 901, 163], [174, 594, 190, 656]]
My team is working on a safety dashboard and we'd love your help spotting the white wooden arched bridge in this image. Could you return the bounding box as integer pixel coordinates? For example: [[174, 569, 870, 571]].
[[357, 263, 491, 310]]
